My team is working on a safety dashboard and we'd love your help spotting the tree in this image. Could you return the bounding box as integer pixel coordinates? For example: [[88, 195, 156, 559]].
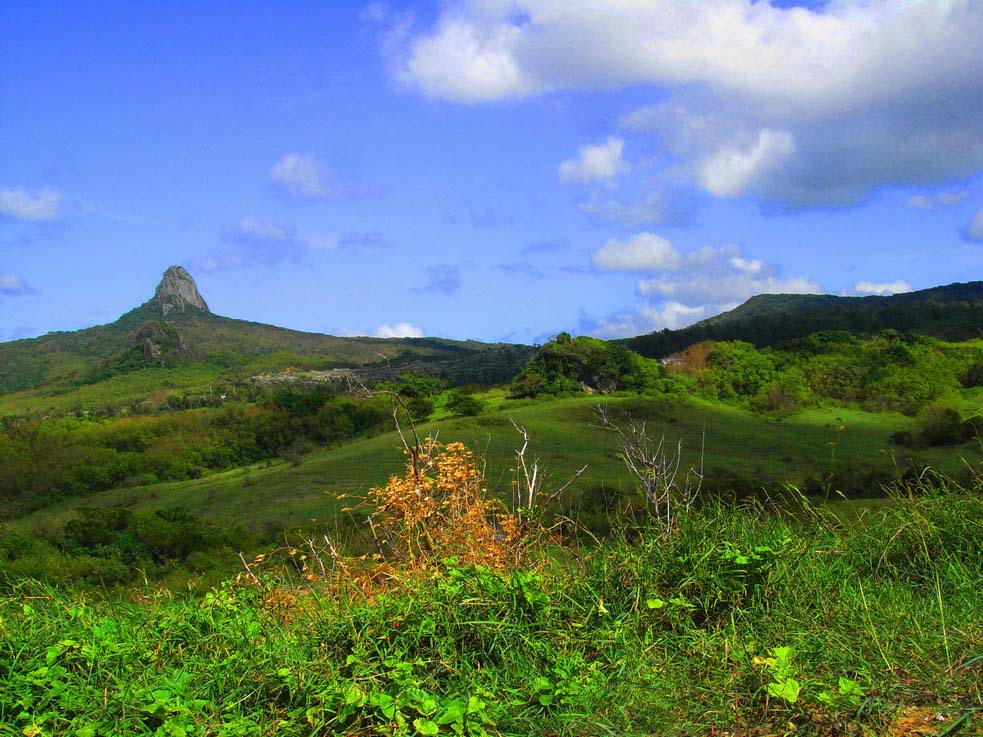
[[446, 390, 483, 417]]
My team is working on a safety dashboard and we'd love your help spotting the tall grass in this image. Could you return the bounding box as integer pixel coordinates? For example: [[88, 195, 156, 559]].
[[1, 460, 980, 736]]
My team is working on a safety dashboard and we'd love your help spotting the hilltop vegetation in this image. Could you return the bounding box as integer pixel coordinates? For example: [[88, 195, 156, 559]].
[[0, 267, 533, 408], [513, 329, 983, 419], [624, 280, 983, 357]]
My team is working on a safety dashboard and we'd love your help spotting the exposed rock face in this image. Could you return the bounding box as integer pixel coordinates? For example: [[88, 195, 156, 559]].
[[142, 338, 161, 362], [154, 266, 209, 318]]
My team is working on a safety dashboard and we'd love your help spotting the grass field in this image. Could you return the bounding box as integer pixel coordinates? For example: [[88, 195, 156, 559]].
[[19, 393, 980, 536]]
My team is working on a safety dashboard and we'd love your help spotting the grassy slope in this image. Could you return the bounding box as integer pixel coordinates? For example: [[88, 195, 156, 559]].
[[3, 476, 981, 736], [19, 394, 980, 534], [0, 303, 531, 414]]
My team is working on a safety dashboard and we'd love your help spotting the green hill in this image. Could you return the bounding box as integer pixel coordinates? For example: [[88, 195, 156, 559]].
[[0, 266, 533, 414], [624, 281, 983, 358], [16, 393, 978, 535]]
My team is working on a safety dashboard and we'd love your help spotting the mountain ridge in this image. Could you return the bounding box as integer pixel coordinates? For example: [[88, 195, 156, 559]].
[[0, 267, 533, 398], [624, 280, 983, 358]]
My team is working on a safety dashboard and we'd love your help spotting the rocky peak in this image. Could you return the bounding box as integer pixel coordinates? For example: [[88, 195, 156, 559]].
[[153, 266, 209, 318]]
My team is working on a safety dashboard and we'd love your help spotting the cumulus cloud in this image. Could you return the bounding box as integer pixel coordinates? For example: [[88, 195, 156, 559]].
[[697, 129, 796, 198], [414, 265, 462, 295], [593, 232, 681, 271], [964, 205, 983, 243], [374, 322, 424, 338], [0, 272, 37, 299], [270, 153, 331, 197], [391, 1, 983, 207], [558, 137, 628, 186], [0, 187, 61, 222], [907, 190, 969, 211], [851, 280, 913, 297], [587, 236, 820, 338], [195, 217, 310, 272], [589, 302, 710, 340], [401, 18, 530, 102]]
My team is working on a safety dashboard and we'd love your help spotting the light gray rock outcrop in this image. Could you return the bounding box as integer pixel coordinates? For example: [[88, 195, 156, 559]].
[[153, 266, 209, 318]]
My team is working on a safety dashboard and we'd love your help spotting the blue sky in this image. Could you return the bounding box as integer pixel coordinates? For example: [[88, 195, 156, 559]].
[[2, 0, 982, 345]]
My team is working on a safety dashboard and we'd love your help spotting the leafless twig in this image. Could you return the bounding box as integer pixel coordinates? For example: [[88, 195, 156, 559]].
[[594, 404, 703, 530]]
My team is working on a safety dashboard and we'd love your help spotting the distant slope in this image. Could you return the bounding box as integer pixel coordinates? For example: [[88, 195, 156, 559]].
[[0, 267, 533, 402], [624, 281, 983, 357], [14, 395, 974, 532]]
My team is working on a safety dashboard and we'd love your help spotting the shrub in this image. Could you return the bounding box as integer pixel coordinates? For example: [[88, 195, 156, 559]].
[[445, 390, 484, 417], [917, 404, 964, 446]]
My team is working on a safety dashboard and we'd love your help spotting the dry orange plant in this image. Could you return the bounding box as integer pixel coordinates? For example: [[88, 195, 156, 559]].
[[369, 439, 530, 572]]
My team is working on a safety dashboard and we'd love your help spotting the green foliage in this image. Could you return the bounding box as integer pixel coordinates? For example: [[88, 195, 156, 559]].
[[2, 471, 981, 735], [625, 280, 983, 357], [510, 333, 646, 398], [0, 506, 251, 589], [397, 373, 442, 399], [445, 390, 484, 418], [0, 392, 391, 519], [892, 403, 981, 448]]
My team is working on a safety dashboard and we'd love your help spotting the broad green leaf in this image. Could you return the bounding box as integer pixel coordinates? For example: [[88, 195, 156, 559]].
[[414, 717, 440, 735], [767, 677, 800, 704]]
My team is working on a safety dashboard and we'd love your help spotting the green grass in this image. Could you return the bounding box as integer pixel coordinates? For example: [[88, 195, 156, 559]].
[[0, 364, 233, 417], [17, 394, 981, 536], [2, 471, 980, 736]]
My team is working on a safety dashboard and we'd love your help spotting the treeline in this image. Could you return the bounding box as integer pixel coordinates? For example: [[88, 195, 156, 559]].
[[625, 286, 983, 357], [512, 331, 983, 440], [686, 331, 982, 414], [0, 391, 393, 519], [0, 506, 254, 590]]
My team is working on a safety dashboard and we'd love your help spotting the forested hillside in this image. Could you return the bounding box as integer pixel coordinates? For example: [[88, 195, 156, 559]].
[[624, 281, 983, 357]]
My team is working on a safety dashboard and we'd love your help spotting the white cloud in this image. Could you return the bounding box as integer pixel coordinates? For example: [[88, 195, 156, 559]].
[[392, 1, 983, 207], [964, 205, 983, 243], [236, 217, 289, 241], [401, 19, 530, 102], [373, 322, 424, 338], [907, 190, 969, 211], [587, 240, 820, 338], [851, 280, 913, 296], [592, 232, 681, 271], [639, 272, 819, 305], [697, 129, 796, 198], [590, 302, 711, 339], [271, 153, 331, 197], [0, 187, 61, 222], [558, 137, 628, 186]]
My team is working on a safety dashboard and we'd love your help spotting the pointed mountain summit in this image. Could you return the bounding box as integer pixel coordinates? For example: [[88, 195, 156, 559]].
[[154, 266, 209, 317]]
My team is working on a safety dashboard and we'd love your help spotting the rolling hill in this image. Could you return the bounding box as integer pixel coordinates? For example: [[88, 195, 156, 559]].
[[624, 280, 983, 358], [0, 266, 534, 412]]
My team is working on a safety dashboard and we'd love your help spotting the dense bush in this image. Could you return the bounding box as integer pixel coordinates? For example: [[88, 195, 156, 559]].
[[510, 333, 650, 398], [0, 506, 252, 589], [445, 389, 484, 417], [0, 391, 392, 519]]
